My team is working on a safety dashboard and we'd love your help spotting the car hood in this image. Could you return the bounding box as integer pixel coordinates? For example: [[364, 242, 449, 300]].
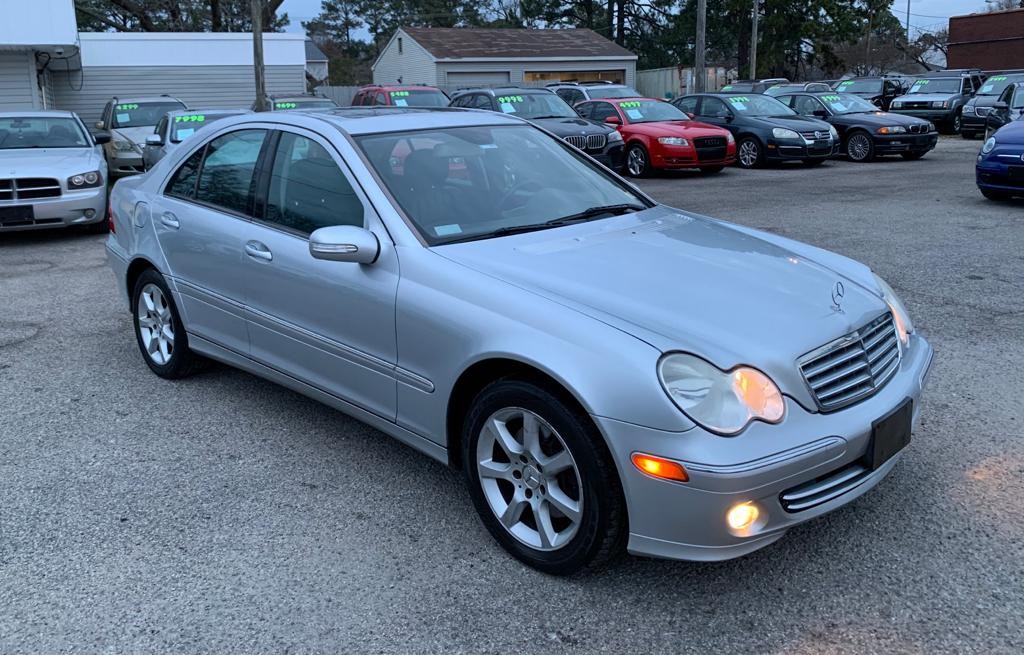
[[626, 120, 728, 137], [895, 93, 955, 103], [0, 147, 103, 177], [529, 116, 611, 136], [745, 114, 832, 131], [436, 206, 887, 392], [112, 126, 156, 147], [833, 111, 926, 127], [995, 120, 1024, 144]]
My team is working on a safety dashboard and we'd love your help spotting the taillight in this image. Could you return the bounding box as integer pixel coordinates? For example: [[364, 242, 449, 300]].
[[107, 203, 116, 233]]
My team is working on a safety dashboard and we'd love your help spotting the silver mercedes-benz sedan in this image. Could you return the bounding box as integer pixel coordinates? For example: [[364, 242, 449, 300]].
[[105, 108, 932, 574], [0, 111, 109, 232]]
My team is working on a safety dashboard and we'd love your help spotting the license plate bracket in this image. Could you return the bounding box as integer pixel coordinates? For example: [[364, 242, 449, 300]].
[[1007, 166, 1024, 182], [0, 205, 34, 225], [866, 398, 913, 470]]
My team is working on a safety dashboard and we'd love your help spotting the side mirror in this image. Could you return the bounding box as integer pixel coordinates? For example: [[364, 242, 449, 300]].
[[603, 115, 622, 125], [93, 133, 111, 145], [309, 225, 380, 264], [723, 113, 735, 122], [812, 109, 829, 118], [686, 112, 695, 119], [145, 134, 163, 146]]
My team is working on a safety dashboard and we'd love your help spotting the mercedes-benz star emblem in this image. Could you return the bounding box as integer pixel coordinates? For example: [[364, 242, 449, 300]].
[[831, 281, 845, 312]]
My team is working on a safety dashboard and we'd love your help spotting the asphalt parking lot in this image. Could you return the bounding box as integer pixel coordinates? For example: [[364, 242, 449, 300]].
[[2, 137, 1022, 654]]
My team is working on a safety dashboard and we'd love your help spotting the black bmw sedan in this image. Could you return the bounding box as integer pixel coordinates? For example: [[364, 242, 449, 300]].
[[673, 93, 839, 168], [772, 92, 938, 162]]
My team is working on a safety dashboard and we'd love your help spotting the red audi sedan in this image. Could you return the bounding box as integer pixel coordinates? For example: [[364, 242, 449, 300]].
[[576, 97, 736, 176]]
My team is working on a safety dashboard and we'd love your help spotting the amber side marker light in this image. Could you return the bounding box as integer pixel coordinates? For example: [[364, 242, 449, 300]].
[[631, 453, 689, 482]]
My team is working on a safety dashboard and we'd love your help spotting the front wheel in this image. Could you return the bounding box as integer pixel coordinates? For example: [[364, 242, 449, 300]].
[[131, 269, 203, 379], [625, 143, 650, 177], [736, 137, 763, 169], [462, 380, 626, 575], [951, 111, 962, 134], [846, 131, 874, 162]]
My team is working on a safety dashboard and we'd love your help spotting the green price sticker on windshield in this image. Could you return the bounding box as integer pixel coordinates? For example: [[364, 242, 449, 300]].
[[174, 115, 205, 123], [116, 103, 139, 111], [991, 76, 1007, 81], [620, 101, 642, 108], [728, 96, 750, 103], [497, 95, 523, 103], [821, 95, 840, 102], [275, 102, 298, 109], [912, 80, 929, 88], [389, 91, 410, 97]]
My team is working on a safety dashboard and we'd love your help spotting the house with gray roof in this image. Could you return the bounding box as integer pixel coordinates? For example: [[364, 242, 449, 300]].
[[372, 27, 637, 91]]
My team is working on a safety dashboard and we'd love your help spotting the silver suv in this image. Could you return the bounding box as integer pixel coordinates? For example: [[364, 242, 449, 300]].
[[546, 81, 642, 106], [95, 96, 187, 176]]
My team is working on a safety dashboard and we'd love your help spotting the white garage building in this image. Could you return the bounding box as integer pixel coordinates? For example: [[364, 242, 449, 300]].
[[1, 0, 307, 122], [372, 27, 637, 92]]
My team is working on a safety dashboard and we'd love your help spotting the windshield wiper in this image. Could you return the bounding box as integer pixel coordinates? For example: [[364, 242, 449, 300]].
[[440, 204, 646, 245]]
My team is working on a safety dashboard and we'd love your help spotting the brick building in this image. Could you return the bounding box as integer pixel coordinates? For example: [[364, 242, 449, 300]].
[[948, 7, 1024, 71]]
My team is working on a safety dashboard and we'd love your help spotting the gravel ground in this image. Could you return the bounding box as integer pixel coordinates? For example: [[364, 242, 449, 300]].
[[1, 137, 1022, 654]]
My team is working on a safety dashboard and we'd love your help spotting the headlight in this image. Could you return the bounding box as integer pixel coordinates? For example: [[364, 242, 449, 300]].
[[657, 353, 785, 435], [112, 139, 137, 153], [931, 101, 947, 109], [828, 125, 839, 140], [878, 126, 907, 134], [891, 101, 902, 109], [772, 128, 800, 139], [981, 136, 996, 154], [658, 136, 689, 146], [67, 170, 103, 189], [725, 132, 735, 144], [872, 273, 914, 347], [963, 105, 976, 115], [606, 130, 622, 143]]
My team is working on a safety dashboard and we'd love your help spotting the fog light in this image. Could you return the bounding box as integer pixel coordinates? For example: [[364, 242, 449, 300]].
[[631, 453, 688, 482], [84, 209, 96, 219], [726, 502, 759, 531]]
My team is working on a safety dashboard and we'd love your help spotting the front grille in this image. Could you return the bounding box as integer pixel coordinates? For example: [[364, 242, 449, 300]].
[[800, 130, 831, 141], [900, 101, 931, 110], [975, 107, 991, 117], [564, 136, 586, 149], [908, 123, 930, 134], [0, 177, 62, 201], [586, 134, 606, 150], [694, 136, 727, 148], [696, 146, 727, 161], [798, 313, 901, 412], [780, 461, 871, 512]]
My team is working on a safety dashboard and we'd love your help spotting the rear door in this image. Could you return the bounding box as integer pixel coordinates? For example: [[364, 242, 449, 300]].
[[696, 97, 737, 134], [240, 127, 400, 420]]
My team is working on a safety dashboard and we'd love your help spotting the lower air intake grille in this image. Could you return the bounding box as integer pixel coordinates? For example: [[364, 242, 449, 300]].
[[780, 462, 872, 512]]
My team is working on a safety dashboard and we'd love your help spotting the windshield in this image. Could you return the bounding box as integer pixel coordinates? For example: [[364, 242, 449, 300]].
[[356, 125, 647, 245], [389, 90, 448, 107], [977, 74, 1024, 96], [907, 78, 960, 94], [618, 100, 689, 123], [273, 99, 338, 110], [495, 93, 578, 118], [819, 93, 878, 114], [112, 101, 185, 128], [834, 79, 883, 94], [170, 112, 244, 143], [0, 116, 90, 149], [724, 95, 795, 117], [586, 86, 641, 99]]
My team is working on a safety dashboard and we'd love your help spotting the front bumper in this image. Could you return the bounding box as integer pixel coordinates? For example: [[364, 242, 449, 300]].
[[596, 333, 933, 562], [767, 138, 839, 161], [591, 143, 624, 171], [960, 114, 989, 133], [108, 151, 145, 176], [873, 132, 938, 154], [651, 146, 736, 170], [0, 187, 107, 232], [977, 158, 1024, 196]]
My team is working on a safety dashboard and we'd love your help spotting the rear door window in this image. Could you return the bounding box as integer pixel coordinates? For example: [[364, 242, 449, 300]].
[[193, 129, 267, 215]]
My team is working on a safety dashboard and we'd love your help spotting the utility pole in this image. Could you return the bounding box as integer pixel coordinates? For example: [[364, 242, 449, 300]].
[[252, 0, 268, 112], [695, 0, 706, 92], [905, 0, 911, 62], [750, 1, 759, 79]]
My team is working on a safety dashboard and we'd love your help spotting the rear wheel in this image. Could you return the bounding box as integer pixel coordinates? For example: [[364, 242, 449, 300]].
[[699, 166, 724, 175], [462, 380, 626, 575], [980, 188, 1011, 201], [131, 269, 203, 379], [845, 131, 874, 162], [625, 143, 650, 177], [736, 137, 763, 169]]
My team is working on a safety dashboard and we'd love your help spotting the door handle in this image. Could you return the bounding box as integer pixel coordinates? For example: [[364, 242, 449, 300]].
[[159, 212, 180, 229], [244, 240, 273, 262]]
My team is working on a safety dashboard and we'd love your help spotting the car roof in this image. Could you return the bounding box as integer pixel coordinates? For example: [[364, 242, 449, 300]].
[[581, 96, 656, 103], [0, 110, 78, 119], [361, 84, 443, 90], [168, 108, 248, 116], [280, 106, 525, 136], [455, 87, 554, 95], [112, 96, 185, 104]]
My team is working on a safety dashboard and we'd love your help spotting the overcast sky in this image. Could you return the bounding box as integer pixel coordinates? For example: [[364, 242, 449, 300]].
[[279, 0, 994, 37]]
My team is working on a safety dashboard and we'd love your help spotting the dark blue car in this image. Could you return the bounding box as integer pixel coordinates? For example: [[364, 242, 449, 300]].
[[976, 119, 1024, 201]]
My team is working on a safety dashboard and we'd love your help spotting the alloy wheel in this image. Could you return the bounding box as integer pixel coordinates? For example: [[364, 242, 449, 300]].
[[627, 146, 646, 176], [476, 407, 583, 551], [738, 140, 759, 167], [847, 133, 871, 161], [136, 283, 175, 365]]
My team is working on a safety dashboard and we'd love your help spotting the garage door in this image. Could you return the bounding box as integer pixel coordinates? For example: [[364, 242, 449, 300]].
[[446, 71, 511, 88]]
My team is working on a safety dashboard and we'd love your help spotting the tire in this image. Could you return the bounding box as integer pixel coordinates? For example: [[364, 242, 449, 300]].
[[462, 379, 626, 575], [736, 137, 763, 169], [845, 131, 874, 162], [131, 269, 203, 379], [625, 143, 650, 177], [980, 188, 1011, 201], [901, 151, 927, 160], [951, 111, 962, 134], [699, 166, 724, 175]]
